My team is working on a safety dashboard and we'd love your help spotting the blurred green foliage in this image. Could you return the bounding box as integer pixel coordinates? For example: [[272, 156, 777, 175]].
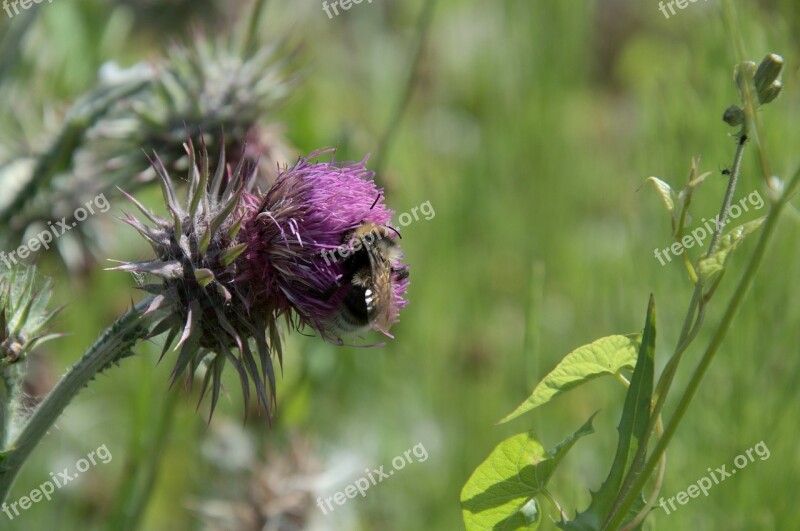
[[1, 0, 799, 529]]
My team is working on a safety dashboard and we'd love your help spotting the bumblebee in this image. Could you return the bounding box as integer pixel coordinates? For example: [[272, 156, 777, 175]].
[[326, 222, 409, 337]]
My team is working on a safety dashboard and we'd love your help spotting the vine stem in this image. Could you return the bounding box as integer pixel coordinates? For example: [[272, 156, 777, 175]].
[[605, 131, 749, 528], [650, 133, 746, 435], [541, 487, 568, 522], [0, 296, 158, 502], [606, 165, 800, 530], [619, 415, 666, 531], [612, 374, 667, 531]]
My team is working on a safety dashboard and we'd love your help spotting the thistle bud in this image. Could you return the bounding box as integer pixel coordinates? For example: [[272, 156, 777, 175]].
[[0, 267, 61, 444], [112, 142, 409, 421], [112, 139, 278, 420], [0, 268, 61, 371]]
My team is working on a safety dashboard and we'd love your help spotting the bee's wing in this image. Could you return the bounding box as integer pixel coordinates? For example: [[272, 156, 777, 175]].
[[365, 246, 396, 332]]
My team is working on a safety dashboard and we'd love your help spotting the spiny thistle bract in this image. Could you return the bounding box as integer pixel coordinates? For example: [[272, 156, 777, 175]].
[[85, 36, 296, 187], [0, 35, 296, 272], [0, 267, 62, 444], [0, 268, 62, 372], [112, 141, 409, 421]]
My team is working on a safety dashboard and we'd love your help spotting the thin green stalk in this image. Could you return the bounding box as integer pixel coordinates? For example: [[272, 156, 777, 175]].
[[0, 296, 158, 502], [707, 136, 748, 254], [0, 370, 19, 449], [0, 7, 39, 92], [524, 262, 545, 433], [113, 387, 180, 531], [606, 166, 800, 530], [372, 0, 438, 179], [722, 0, 774, 191], [540, 487, 568, 522], [652, 133, 747, 421], [612, 374, 668, 531], [620, 415, 666, 531], [242, 0, 269, 56], [607, 133, 748, 527]]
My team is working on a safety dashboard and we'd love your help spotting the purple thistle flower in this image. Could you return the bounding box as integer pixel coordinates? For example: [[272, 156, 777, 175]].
[[112, 143, 409, 421], [239, 149, 410, 341]]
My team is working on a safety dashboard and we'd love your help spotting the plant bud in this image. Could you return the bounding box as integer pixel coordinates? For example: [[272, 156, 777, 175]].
[[758, 80, 783, 105], [754, 53, 784, 94], [722, 105, 744, 127], [734, 61, 756, 102]]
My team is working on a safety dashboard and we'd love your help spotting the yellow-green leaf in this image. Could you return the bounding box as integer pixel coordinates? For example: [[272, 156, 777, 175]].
[[500, 335, 641, 424], [697, 217, 765, 284]]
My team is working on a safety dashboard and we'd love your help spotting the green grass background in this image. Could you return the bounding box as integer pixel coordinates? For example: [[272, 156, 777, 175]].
[[2, 0, 800, 529]]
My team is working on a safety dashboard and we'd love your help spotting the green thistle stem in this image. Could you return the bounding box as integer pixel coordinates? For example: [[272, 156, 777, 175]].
[[0, 372, 15, 449], [0, 367, 24, 449], [0, 296, 158, 502]]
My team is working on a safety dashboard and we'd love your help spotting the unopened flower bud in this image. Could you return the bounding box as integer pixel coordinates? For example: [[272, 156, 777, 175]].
[[734, 61, 756, 102], [758, 79, 782, 105], [754, 53, 784, 95], [0, 268, 61, 371], [722, 105, 744, 127]]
